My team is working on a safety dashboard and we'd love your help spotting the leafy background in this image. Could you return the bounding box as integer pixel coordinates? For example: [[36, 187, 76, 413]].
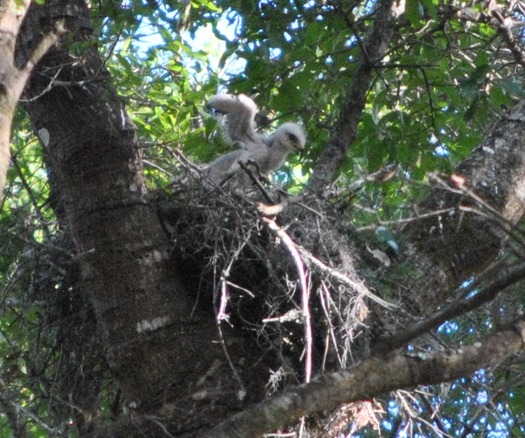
[[1, 0, 525, 435]]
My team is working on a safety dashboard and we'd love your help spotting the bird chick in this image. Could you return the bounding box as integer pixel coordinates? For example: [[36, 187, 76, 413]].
[[204, 94, 306, 185], [260, 122, 306, 176], [202, 148, 254, 184], [204, 93, 268, 184]]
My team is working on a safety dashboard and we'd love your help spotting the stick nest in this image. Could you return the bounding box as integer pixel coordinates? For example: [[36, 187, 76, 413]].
[[160, 168, 393, 383]]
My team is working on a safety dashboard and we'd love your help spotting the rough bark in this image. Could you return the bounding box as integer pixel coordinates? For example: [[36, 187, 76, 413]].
[[400, 101, 525, 313], [19, 0, 270, 435]]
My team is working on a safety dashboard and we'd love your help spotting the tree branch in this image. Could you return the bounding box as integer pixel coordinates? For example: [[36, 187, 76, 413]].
[[308, 0, 404, 191], [487, 2, 525, 69], [372, 261, 525, 355], [16, 19, 66, 91], [0, 5, 65, 195], [205, 319, 525, 438]]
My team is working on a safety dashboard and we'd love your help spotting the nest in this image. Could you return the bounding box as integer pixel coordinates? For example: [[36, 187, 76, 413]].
[[159, 165, 394, 384]]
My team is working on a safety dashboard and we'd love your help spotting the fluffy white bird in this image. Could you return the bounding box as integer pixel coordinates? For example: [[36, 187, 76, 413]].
[[204, 93, 266, 184], [203, 148, 251, 183], [203, 93, 306, 185]]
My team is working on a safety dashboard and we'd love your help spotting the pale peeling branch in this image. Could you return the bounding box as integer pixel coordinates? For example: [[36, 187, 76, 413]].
[[0, 0, 31, 38], [0, 0, 65, 195], [263, 217, 313, 384], [205, 320, 525, 438], [15, 19, 66, 97]]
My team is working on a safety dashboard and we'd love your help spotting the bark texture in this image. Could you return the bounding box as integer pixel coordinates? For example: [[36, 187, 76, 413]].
[[19, 0, 269, 435]]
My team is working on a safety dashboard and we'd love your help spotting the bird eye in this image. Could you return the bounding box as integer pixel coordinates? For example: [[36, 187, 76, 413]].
[[287, 133, 299, 144]]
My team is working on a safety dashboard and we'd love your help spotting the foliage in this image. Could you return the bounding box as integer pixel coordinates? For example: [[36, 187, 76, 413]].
[[1, 0, 525, 435]]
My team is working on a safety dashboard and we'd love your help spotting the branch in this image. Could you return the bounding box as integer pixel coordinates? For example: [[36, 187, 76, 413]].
[[204, 319, 525, 438], [487, 2, 525, 69], [263, 218, 313, 384], [0, 12, 65, 195], [308, 0, 404, 191], [297, 243, 394, 309], [0, 380, 62, 436], [372, 261, 525, 355], [14, 19, 67, 99]]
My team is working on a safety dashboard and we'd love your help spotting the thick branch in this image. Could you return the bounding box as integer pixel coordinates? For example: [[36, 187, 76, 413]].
[[15, 20, 65, 96], [205, 320, 525, 438], [308, 0, 402, 191]]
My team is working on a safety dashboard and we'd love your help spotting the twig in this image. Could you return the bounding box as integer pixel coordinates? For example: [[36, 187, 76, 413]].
[[297, 245, 395, 309], [372, 261, 525, 356], [142, 159, 174, 177], [238, 160, 274, 204], [256, 194, 323, 218], [488, 4, 525, 69], [224, 281, 255, 298], [0, 385, 62, 436], [213, 231, 254, 400], [354, 207, 456, 232], [319, 281, 343, 369], [9, 151, 51, 238], [263, 218, 313, 384], [19, 67, 63, 103]]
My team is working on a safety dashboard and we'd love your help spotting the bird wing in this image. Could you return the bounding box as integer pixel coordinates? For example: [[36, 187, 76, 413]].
[[207, 94, 261, 151]]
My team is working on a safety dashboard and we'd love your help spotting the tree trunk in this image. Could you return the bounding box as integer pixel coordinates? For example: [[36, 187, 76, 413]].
[[19, 0, 270, 435], [0, 0, 61, 194], [400, 101, 525, 313]]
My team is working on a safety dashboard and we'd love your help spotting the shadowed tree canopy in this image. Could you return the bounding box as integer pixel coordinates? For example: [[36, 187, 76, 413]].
[[1, 0, 525, 436]]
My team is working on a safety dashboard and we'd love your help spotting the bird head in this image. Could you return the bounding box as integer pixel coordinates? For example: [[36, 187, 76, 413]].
[[273, 122, 306, 152]]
